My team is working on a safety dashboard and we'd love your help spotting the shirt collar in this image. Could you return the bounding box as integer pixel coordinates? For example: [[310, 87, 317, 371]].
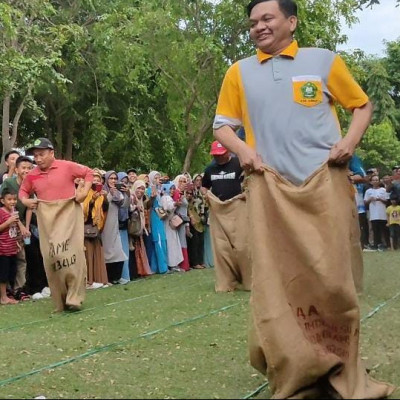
[[36, 159, 59, 174], [256, 40, 299, 63]]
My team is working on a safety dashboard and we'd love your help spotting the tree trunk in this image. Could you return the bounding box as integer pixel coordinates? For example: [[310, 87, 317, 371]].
[[55, 113, 63, 158], [1, 92, 28, 174], [1, 94, 12, 174], [182, 120, 213, 172], [65, 119, 75, 160]]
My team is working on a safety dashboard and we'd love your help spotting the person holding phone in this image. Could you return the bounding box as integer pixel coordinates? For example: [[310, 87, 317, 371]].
[[100, 171, 129, 284], [145, 171, 168, 274], [117, 172, 131, 283], [83, 168, 109, 289]]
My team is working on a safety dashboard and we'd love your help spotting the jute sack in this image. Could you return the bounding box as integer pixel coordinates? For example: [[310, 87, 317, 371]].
[[207, 191, 251, 292], [350, 214, 363, 294], [246, 163, 394, 399], [36, 198, 86, 312]]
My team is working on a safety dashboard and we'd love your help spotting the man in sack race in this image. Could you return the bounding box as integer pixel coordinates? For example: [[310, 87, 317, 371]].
[[213, 0, 394, 398], [202, 140, 251, 292], [19, 138, 93, 312]]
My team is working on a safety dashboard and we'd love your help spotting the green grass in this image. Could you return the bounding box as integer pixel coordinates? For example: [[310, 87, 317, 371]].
[[0, 252, 399, 399]]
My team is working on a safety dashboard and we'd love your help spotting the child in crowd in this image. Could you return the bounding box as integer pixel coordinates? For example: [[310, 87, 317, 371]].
[[0, 188, 24, 305], [386, 195, 400, 250]]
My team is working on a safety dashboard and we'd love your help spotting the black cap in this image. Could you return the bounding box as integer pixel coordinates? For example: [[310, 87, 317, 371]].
[[366, 168, 375, 174], [127, 168, 137, 174], [25, 138, 54, 156]]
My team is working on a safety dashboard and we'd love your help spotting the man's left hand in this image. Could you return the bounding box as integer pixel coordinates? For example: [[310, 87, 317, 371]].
[[328, 137, 356, 166]]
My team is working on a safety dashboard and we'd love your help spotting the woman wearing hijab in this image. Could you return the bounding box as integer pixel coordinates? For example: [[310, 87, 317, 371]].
[[172, 174, 190, 271], [129, 180, 153, 277], [161, 183, 184, 271], [145, 171, 168, 274], [101, 171, 129, 283], [117, 171, 131, 283], [83, 169, 109, 288]]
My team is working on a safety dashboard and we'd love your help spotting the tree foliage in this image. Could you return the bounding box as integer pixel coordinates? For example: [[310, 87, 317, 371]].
[[357, 121, 400, 173], [0, 0, 398, 176]]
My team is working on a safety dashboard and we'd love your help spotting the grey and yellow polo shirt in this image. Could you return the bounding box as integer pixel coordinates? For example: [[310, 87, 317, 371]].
[[213, 40, 369, 185]]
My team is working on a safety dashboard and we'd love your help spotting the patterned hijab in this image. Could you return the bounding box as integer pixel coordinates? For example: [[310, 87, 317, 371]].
[[103, 170, 118, 192]]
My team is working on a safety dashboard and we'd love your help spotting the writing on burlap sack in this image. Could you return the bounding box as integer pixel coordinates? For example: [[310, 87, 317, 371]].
[[36, 198, 86, 311], [49, 239, 77, 271], [291, 303, 359, 360]]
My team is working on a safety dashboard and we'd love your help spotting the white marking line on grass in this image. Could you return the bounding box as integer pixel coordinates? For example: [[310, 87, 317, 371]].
[[241, 289, 400, 399], [361, 290, 400, 323], [0, 303, 241, 388], [0, 276, 214, 333]]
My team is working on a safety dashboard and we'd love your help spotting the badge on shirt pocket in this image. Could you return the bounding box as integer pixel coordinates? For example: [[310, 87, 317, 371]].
[[292, 75, 323, 107]]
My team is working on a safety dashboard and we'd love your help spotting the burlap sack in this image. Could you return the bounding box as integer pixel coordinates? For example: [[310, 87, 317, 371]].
[[207, 191, 251, 292], [247, 164, 394, 399], [36, 198, 86, 312], [350, 216, 363, 294]]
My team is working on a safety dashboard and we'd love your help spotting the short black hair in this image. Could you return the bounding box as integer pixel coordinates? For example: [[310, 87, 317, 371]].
[[1, 187, 17, 199], [4, 149, 21, 161], [247, 0, 297, 18], [16, 155, 33, 168]]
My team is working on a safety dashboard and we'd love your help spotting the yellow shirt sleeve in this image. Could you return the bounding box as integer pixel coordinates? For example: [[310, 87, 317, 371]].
[[327, 55, 369, 110], [215, 62, 243, 121]]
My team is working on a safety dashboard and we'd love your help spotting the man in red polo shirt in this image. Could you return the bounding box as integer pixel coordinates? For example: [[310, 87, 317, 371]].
[[19, 138, 93, 311]]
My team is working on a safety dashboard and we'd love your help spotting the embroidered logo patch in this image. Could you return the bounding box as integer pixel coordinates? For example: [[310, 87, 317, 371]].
[[301, 82, 318, 99]]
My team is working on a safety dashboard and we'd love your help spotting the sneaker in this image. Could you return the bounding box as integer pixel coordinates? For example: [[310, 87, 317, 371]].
[[32, 292, 44, 300], [41, 287, 51, 297], [118, 278, 130, 285], [363, 247, 377, 252], [88, 282, 104, 289]]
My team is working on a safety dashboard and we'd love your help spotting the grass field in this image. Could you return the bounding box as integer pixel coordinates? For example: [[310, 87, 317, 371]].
[[0, 252, 399, 399]]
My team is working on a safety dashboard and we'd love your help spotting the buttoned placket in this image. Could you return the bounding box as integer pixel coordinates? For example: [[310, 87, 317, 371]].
[[272, 56, 283, 82]]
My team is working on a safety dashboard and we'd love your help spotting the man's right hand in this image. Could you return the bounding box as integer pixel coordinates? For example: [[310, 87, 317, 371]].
[[236, 146, 264, 174], [23, 198, 38, 210]]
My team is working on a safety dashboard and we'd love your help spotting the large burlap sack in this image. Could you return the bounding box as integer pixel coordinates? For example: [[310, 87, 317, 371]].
[[36, 198, 86, 312], [246, 163, 394, 399], [207, 191, 251, 292], [350, 215, 363, 294]]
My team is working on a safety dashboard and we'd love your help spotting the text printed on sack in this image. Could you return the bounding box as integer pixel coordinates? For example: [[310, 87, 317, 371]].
[[49, 239, 77, 272], [292, 304, 359, 360]]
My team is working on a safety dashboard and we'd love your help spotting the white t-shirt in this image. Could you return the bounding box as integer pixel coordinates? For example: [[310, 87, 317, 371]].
[[364, 187, 388, 221]]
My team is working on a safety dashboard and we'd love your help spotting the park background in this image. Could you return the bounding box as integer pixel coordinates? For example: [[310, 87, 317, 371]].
[[1, 0, 400, 176]]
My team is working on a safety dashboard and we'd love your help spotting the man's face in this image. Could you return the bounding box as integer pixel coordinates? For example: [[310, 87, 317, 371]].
[[382, 175, 392, 185], [32, 149, 55, 171], [128, 171, 137, 183], [5, 153, 19, 169], [213, 152, 230, 165], [16, 161, 33, 180], [249, 1, 297, 55]]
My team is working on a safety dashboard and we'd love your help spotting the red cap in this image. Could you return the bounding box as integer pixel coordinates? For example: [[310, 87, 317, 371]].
[[210, 140, 228, 155]]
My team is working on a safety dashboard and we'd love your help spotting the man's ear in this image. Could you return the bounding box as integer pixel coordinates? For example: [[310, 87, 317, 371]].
[[289, 16, 297, 34]]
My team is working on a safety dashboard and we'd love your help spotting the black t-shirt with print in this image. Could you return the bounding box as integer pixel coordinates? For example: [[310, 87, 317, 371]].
[[202, 156, 243, 201]]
